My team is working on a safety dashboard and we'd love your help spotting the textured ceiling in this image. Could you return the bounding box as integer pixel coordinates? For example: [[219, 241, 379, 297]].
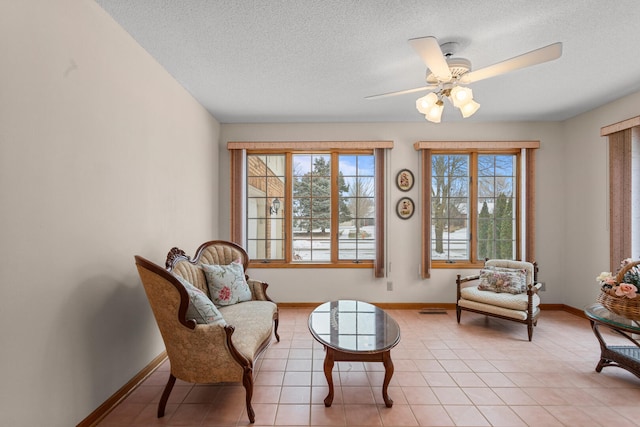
[[95, 0, 640, 124]]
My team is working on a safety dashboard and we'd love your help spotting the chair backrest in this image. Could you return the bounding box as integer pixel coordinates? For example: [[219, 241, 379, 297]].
[[193, 240, 250, 271], [485, 259, 537, 286], [165, 240, 250, 297]]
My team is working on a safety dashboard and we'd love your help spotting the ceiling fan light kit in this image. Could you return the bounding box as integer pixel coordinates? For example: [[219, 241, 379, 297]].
[[416, 83, 480, 123], [367, 37, 562, 123]]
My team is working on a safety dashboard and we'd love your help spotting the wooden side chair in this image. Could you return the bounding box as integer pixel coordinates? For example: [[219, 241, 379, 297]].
[[456, 259, 541, 341]]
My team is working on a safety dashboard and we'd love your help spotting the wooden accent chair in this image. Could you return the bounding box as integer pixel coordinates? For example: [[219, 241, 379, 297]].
[[456, 259, 541, 341], [134, 240, 278, 423]]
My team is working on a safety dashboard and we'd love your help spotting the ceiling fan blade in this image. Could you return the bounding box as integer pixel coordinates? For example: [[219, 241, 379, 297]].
[[365, 85, 437, 100], [461, 42, 562, 84], [408, 36, 452, 82]]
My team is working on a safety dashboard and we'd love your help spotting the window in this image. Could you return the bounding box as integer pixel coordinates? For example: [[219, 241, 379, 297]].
[[229, 141, 391, 276], [414, 141, 538, 277], [431, 152, 518, 263]]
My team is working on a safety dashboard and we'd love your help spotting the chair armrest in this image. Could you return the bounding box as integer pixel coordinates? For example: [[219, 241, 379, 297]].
[[456, 274, 480, 302], [189, 322, 229, 345], [174, 323, 247, 381], [457, 274, 480, 284], [247, 278, 275, 302], [171, 322, 238, 368], [530, 283, 542, 294]]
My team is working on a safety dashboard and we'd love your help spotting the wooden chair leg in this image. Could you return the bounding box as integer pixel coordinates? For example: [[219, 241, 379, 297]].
[[242, 368, 255, 423], [456, 305, 461, 323], [158, 374, 176, 418], [274, 316, 280, 342]]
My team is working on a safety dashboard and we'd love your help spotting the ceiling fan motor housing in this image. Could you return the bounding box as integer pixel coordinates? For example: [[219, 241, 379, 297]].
[[426, 57, 471, 84]]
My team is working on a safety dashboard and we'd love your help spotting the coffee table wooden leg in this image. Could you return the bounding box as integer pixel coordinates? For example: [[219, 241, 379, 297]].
[[382, 350, 394, 407], [323, 348, 335, 407]]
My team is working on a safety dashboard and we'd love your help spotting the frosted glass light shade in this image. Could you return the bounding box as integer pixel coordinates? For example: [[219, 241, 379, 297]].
[[450, 86, 473, 108], [459, 99, 480, 118], [415, 92, 438, 114], [425, 101, 444, 123]]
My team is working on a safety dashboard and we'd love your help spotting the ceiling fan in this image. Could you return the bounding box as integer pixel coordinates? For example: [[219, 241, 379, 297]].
[[366, 36, 563, 122]]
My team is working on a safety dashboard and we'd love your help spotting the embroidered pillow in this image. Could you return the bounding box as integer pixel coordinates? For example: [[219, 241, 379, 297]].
[[477, 266, 527, 294], [202, 260, 252, 307], [174, 275, 226, 325]]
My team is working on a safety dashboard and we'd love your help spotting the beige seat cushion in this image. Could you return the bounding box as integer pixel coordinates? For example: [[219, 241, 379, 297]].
[[218, 300, 277, 362], [460, 286, 540, 311], [458, 298, 540, 321]]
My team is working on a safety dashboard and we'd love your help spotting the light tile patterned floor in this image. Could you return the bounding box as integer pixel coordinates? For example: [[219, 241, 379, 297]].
[[98, 308, 640, 426]]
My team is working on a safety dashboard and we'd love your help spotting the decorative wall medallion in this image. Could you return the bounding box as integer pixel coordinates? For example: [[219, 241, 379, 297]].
[[396, 197, 415, 219], [396, 169, 414, 191]]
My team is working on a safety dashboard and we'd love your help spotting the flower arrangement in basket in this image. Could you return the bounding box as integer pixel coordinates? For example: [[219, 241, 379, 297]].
[[596, 258, 640, 320]]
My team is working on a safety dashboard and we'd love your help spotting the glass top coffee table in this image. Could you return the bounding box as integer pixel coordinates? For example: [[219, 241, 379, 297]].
[[585, 303, 640, 379], [308, 300, 401, 407]]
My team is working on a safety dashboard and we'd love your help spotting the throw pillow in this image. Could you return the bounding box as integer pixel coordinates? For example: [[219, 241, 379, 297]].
[[173, 274, 226, 325], [202, 260, 253, 307], [477, 266, 527, 294]]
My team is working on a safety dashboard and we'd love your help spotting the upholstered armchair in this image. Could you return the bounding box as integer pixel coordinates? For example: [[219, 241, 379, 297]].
[[134, 240, 278, 423], [456, 259, 541, 341]]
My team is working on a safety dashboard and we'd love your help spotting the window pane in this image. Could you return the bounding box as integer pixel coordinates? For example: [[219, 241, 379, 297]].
[[250, 155, 267, 176], [293, 154, 313, 175], [476, 154, 516, 261], [338, 154, 375, 260], [435, 220, 469, 259], [433, 154, 468, 176], [292, 154, 332, 261], [247, 154, 285, 260], [291, 235, 307, 261], [247, 239, 258, 258], [478, 177, 495, 198], [266, 155, 285, 176], [311, 197, 331, 219], [266, 177, 285, 198], [357, 156, 375, 176], [431, 155, 470, 261], [311, 239, 331, 261]]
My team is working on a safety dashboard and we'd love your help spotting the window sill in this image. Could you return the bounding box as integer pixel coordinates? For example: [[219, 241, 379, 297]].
[[249, 261, 373, 269], [431, 261, 485, 270]]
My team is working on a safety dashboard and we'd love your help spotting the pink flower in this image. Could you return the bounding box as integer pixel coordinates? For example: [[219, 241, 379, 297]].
[[621, 258, 635, 267], [218, 286, 231, 301], [615, 283, 638, 299]]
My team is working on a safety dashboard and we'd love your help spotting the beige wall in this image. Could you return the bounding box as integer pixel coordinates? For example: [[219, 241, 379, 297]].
[[0, 0, 219, 425]]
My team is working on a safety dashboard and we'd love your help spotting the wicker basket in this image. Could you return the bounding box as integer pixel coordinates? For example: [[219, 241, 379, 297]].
[[597, 260, 640, 320]]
